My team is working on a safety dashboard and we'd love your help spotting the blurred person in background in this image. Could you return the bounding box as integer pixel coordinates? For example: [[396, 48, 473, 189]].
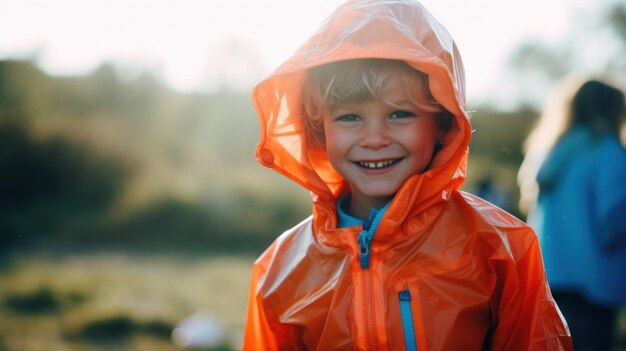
[[518, 78, 626, 351]]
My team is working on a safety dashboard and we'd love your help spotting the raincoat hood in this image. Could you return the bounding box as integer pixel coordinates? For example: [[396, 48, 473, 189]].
[[253, 0, 471, 217]]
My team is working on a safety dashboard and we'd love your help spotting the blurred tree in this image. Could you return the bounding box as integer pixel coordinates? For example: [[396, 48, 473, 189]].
[[497, 1, 626, 110], [508, 42, 570, 81], [467, 106, 539, 218], [0, 59, 310, 254], [607, 4, 626, 41], [0, 121, 127, 250], [605, 3, 626, 71]]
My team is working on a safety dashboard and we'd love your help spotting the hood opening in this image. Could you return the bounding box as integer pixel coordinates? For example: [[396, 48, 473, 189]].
[[253, 0, 472, 202]]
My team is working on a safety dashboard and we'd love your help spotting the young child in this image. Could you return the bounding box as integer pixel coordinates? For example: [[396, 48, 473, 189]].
[[244, 0, 572, 349]]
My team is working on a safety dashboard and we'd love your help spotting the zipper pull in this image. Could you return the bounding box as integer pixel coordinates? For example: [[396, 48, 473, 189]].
[[399, 286, 411, 301], [399, 284, 417, 351], [357, 202, 388, 269], [358, 231, 371, 269]]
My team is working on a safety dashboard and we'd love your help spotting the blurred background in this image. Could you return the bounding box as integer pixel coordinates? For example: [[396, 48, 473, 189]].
[[0, 0, 625, 350]]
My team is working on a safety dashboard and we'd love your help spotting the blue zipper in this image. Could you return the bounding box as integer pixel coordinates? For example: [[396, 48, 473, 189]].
[[357, 201, 390, 269], [399, 284, 417, 351]]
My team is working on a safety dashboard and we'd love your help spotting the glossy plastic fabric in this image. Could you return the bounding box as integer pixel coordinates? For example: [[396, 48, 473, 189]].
[[244, 0, 572, 349]]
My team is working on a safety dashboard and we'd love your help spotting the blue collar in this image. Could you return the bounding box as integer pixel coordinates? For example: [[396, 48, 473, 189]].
[[336, 193, 391, 229], [336, 192, 392, 268], [337, 193, 364, 228]]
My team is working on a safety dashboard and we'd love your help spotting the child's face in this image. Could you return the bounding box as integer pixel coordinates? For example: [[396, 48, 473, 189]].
[[323, 78, 440, 212]]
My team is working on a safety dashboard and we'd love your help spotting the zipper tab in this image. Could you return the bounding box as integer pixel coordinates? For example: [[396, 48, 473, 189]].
[[399, 285, 417, 351], [356, 202, 390, 269], [358, 231, 371, 269], [399, 287, 411, 301]]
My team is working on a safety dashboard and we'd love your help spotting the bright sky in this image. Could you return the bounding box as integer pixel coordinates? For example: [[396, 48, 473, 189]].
[[0, 0, 597, 105]]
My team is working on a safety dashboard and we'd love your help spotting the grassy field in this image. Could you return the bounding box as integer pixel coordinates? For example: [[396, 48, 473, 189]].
[[1, 253, 625, 351], [0, 253, 255, 351]]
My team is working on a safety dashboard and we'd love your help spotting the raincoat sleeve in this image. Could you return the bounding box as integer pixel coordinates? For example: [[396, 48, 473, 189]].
[[490, 233, 573, 350], [243, 251, 301, 350], [243, 262, 280, 350]]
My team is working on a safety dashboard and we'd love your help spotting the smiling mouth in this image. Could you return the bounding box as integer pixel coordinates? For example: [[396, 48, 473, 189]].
[[356, 158, 403, 170]]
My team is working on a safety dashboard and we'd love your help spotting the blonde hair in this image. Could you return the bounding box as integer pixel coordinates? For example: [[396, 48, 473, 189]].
[[302, 58, 452, 145]]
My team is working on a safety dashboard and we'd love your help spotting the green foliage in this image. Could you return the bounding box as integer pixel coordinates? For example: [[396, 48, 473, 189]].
[[72, 315, 135, 343], [607, 4, 626, 42], [95, 193, 307, 254], [0, 60, 39, 116], [0, 121, 127, 250], [508, 42, 570, 81], [502, 1, 626, 108], [469, 106, 538, 167], [0, 59, 307, 254], [4, 287, 62, 315], [464, 106, 539, 218], [3, 284, 88, 317], [66, 315, 176, 344]]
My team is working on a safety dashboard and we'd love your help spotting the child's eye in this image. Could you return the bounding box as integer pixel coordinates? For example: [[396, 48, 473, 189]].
[[335, 114, 361, 122], [389, 110, 416, 119]]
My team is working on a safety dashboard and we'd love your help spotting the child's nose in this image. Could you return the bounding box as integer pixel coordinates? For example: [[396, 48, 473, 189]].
[[360, 122, 391, 148]]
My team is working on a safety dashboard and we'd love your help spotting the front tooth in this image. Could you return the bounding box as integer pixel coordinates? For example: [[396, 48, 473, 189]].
[[368, 162, 376, 168], [376, 162, 384, 168]]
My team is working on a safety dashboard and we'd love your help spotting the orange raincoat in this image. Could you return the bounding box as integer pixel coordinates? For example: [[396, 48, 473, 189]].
[[244, 0, 572, 349]]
